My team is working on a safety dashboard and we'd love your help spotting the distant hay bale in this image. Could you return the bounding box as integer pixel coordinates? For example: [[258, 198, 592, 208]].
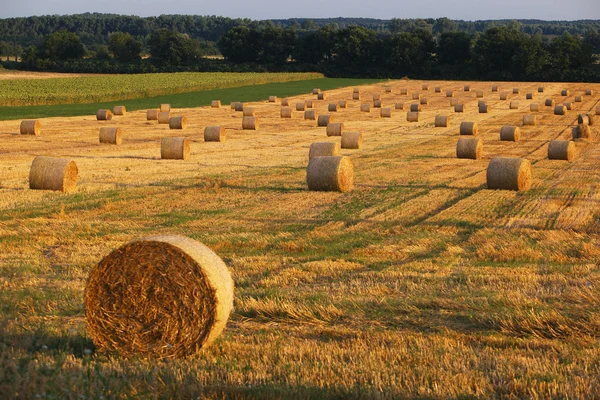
[[113, 106, 126, 116], [523, 115, 536, 126], [538, 86, 545, 93], [281, 98, 289, 106], [373, 100, 382, 108], [577, 114, 594, 125], [500, 126, 520, 142], [360, 104, 371, 112], [341, 132, 362, 149], [561, 89, 569, 96], [574, 95, 583, 103], [230, 102, 236, 109], [499, 93, 508, 100], [204, 126, 226, 142], [242, 107, 254, 117], [479, 104, 491, 113], [326, 122, 344, 137], [564, 102, 572, 111], [147, 110, 159, 120], [476, 90, 484, 98], [395, 103, 404, 110], [420, 98, 428, 105], [312, 88, 320, 95], [305, 100, 314, 108], [407, 111, 419, 122], [412, 92, 420, 100], [554, 105, 567, 115], [410, 103, 421, 112], [160, 104, 171, 112], [450, 98, 458, 106], [464, 85, 470, 92], [385, 86, 392, 93], [211, 100, 221, 108], [597, 106, 600, 115], [478, 100, 487, 107], [234, 102, 244, 112], [373, 94, 381, 101], [306, 156, 354, 192], [317, 93, 326, 100], [84, 235, 234, 358], [585, 89, 594, 96], [99, 127, 122, 144], [268, 96, 277, 103], [454, 104, 465, 113], [296, 102, 306, 111], [486, 157, 532, 191], [422, 84, 429, 90], [352, 93, 361, 100], [169, 116, 187, 130], [353, 88, 360, 94], [526, 93, 533, 100], [161, 137, 190, 160], [545, 99, 555, 107], [491, 85, 499, 92], [456, 137, 482, 159], [434, 115, 450, 127], [29, 156, 78, 193], [548, 140, 575, 161], [304, 109, 318, 120], [572, 124, 592, 141], [309, 142, 341, 159], [509, 101, 519, 110], [242, 116, 258, 130], [513, 88, 520, 94], [400, 88, 408, 95], [158, 112, 171, 124], [446, 90, 454, 97], [460, 121, 478, 136], [530, 103, 540, 112], [328, 103, 339, 112], [318, 114, 334, 127], [96, 109, 113, 121], [20, 120, 41, 135], [339, 100, 347, 109], [280, 107, 292, 118], [435, 86, 441, 93], [380, 108, 392, 118]]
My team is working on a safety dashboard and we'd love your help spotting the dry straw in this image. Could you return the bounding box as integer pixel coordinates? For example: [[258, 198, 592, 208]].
[[530, 103, 540, 112], [486, 157, 532, 191], [160, 104, 171, 112], [561, 89, 569, 96], [564, 102, 572, 110], [435, 87, 441, 93], [280, 107, 292, 118], [577, 114, 594, 125], [29, 156, 78, 193], [460, 121, 478, 135], [341, 132, 362, 149], [211, 100, 221, 108], [420, 98, 428, 105], [204, 126, 226, 142], [328, 103, 339, 112], [476, 90, 484, 98], [456, 137, 482, 159], [234, 102, 244, 112], [454, 104, 465, 113], [422, 83, 429, 90], [400, 88, 408, 95], [395, 103, 404, 110], [500, 126, 520, 142], [513, 88, 520, 94], [96, 109, 113, 121], [242, 116, 258, 130], [169, 116, 187, 130], [20, 120, 41, 135], [318, 114, 334, 127], [412, 92, 420, 100], [352, 93, 361, 100], [545, 99, 555, 107], [585, 89, 594, 96], [464, 85, 470, 92], [353, 87, 360, 94], [446, 90, 454, 97], [296, 102, 306, 111], [281, 98, 289, 106], [373, 99, 382, 108], [450, 98, 459, 106], [523, 115, 536, 126], [243, 107, 255, 117], [99, 127, 122, 144], [373, 94, 381, 101], [305, 100, 314, 108], [158, 112, 171, 124], [434, 115, 450, 127], [230, 102, 236, 110], [339, 100, 347, 109], [479, 104, 491, 113], [385, 86, 392, 93], [410, 103, 421, 112], [147, 110, 159, 120], [304, 109, 318, 120], [380, 108, 392, 118], [574, 95, 583, 103], [161, 137, 190, 160], [326, 122, 344, 137], [492, 85, 499, 92], [317, 93, 327, 100], [309, 142, 341, 159], [554, 105, 567, 115], [84, 235, 234, 359], [572, 124, 592, 141], [500, 93, 508, 100], [113, 106, 126, 116], [407, 111, 419, 122], [538, 86, 545, 93], [360, 104, 371, 112], [597, 106, 600, 115], [268, 96, 277, 103], [478, 100, 487, 107], [548, 140, 575, 161], [306, 156, 354, 192]]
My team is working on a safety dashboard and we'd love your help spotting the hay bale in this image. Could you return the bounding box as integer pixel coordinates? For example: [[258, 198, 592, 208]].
[[478, 100, 487, 107], [420, 98, 428, 105], [280, 107, 292, 118], [526, 93, 533, 100], [395, 103, 404, 110], [113, 106, 126, 116], [548, 140, 575, 161], [500, 93, 508, 100], [450, 98, 458, 106], [454, 104, 465, 113], [328, 103, 339, 112], [313, 88, 320, 95], [523, 115, 536, 126], [479, 104, 491, 113], [306, 156, 354, 192], [158, 112, 171, 124], [211, 100, 221, 108], [326, 122, 344, 137], [373, 100, 382, 108], [360, 104, 371, 112], [353, 88, 360, 94], [339, 100, 347, 109], [341, 132, 362, 149], [242, 107, 254, 117], [554, 105, 567, 115], [564, 102, 573, 110], [296, 102, 306, 111], [230, 102, 236, 109], [309, 142, 341, 159], [410, 103, 421, 112], [460, 121, 478, 136], [304, 109, 318, 120], [380, 108, 392, 118], [575, 95, 583, 103], [268, 96, 277, 103], [318, 114, 334, 127], [435, 87, 441, 93], [464, 85, 471, 92], [160, 104, 171, 112], [29, 156, 78, 193], [513, 88, 520, 94], [545, 99, 555, 107], [561, 89, 569, 96], [96, 109, 113, 121], [407, 111, 419, 122], [486, 157, 532, 191], [530, 103, 540, 112], [234, 102, 244, 112], [147, 110, 159, 120], [456, 137, 482, 159], [99, 127, 122, 144], [476, 90, 484, 98], [412, 92, 420, 100], [385, 86, 392, 93], [305, 100, 314, 108], [500, 126, 521, 142], [577, 114, 594, 125], [20, 120, 41, 135], [422, 84, 429, 90], [161, 137, 190, 160], [400, 88, 408, 95], [597, 106, 600, 115], [446, 90, 454, 97], [204, 126, 226, 142], [317, 93, 326, 100], [585, 89, 594, 96], [352, 93, 361, 100], [492, 85, 499, 92], [572, 124, 592, 141], [242, 116, 258, 130], [434, 115, 450, 127], [169, 116, 187, 130], [538, 86, 545, 93], [373, 94, 381, 101], [281, 98, 289, 107], [84, 235, 234, 358]]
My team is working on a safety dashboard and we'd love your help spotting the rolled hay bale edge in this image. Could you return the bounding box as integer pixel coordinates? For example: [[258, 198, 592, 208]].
[[20, 120, 41, 135], [486, 157, 532, 191], [161, 137, 190, 160], [456, 137, 482, 160], [309, 142, 341, 159], [306, 156, 354, 192], [341, 132, 362, 149], [29, 156, 78, 193], [99, 127, 122, 144], [169, 116, 188, 130], [96, 109, 113, 121], [548, 140, 575, 161], [500, 126, 521, 142], [460, 122, 478, 136], [204, 126, 226, 142], [113, 106, 126, 116]]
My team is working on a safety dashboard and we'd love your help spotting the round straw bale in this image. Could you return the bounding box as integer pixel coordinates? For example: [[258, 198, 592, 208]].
[[317, 93, 326, 100], [456, 137, 482, 159], [281, 98, 289, 106], [234, 102, 244, 112], [486, 157, 532, 191], [513, 88, 520, 94], [585, 89, 594, 96], [454, 104, 465, 113], [395, 103, 404, 110], [545, 99, 555, 107], [313, 88, 320, 95], [464, 85, 471, 92], [412, 92, 420, 100], [492, 85, 499, 92], [572, 124, 592, 141], [268, 96, 277, 103], [554, 105, 567, 115], [305, 100, 314, 108], [353, 87, 360, 94], [597, 106, 600, 115], [380, 108, 392, 118], [434, 115, 450, 127], [564, 102, 572, 110], [328, 103, 339, 112], [407, 111, 419, 122], [309, 142, 341, 159], [523, 115, 536, 126], [422, 84, 429, 90], [99, 127, 122, 144], [306, 156, 354, 192], [577, 114, 594, 125], [296, 102, 306, 111], [339, 100, 347, 109], [242, 116, 258, 130], [326, 122, 344, 137], [211, 100, 221, 108], [561, 89, 569, 96], [410, 103, 421, 112], [526, 93, 533, 100], [500, 93, 508, 100], [113, 106, 126, 116], [160, 104, 171, 112], [450, 98, 458, 106], [530, 103, 540, 112], [204, 126, 226, 142], [435, 86, 441, 93], [360, 104, 371, 112], [242, 107, 254, 116], [304, 109, 318, 120], [479, 104, 491, 113], [373, 94, 381, 101], [169, 116, 187, 130], [446, 90, 454, 97], [373, 100, 382, 108], [420, 98, 428, 105], [158, 112, 171, 124], [574, 95, 583, 103], [29, 156, 78, 193], [476, 90, 484, 98], [460, 121, 478, 136], [401, 88, 408, 95], [280, 107, 292, 118], [548, 140, 575, 161], [318, 114, 334, 127], [230, 102, 236, 109], [385, 86, 392, 93], [20, 120, 41, 135], [96, 109, 113, 121], [161, 137, 190, 160], [84, 235, 234, 358], [341, 132, 362, 149], [147, 110, 159, 120], [352, 93, 361, 100], [538, 86, 545, 93], [477, 100, 487, 107], [500, 126, 520, 142]]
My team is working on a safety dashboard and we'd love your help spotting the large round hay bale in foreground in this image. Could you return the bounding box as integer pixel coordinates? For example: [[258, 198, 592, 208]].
[[554, 105, 567, 115], [20, 120, 41, 135], [160, 104, 171, 112], [242, 116, 258, 130], [434, 115, 450, 127], [318, 114, 334, 127], [99, 127, 122, 144], [407, 111, 419, 122], [341, 132, 362, 149], [161, 137, 190, 160], [487, 157, 532, 191], [158, 112, 171, 124], [548, 140, 575, 161], [113, 106, 126, 116], [326, 122, 344, 137], [523, 115, 536, 126], [304, 109, 318, 120], [85, 235, 234, 358], [306, 156, 354, 192], [169, 116, 187, 130], [456, 137, 482, 160], [280, 107, 292, 118], [572, 124, 592, 141], [460, 121, 478, 136], [96, 109, 113, 121], [29, 156, 78, 193], [309, 142, 341, 159], [211, 100, 221, 108], [500, 126, 520, 142], [147, 110, 159, 120], [204, 126, 226, 142], [380, 108, 392, 118]]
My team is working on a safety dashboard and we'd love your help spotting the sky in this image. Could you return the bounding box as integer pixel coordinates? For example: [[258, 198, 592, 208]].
[[1, 0, 599, 21]]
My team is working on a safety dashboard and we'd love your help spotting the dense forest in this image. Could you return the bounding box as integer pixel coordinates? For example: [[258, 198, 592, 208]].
[[0, 13, 599, 81]]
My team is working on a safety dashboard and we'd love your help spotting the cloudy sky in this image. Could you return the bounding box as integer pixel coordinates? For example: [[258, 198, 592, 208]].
[[2, 0, 599, 20]]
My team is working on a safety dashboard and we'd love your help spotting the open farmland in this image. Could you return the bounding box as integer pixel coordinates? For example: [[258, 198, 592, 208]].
[[0, 79, 600, 398]]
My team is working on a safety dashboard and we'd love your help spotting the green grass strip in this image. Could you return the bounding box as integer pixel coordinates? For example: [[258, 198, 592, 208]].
[[0, 78, 385, 121]]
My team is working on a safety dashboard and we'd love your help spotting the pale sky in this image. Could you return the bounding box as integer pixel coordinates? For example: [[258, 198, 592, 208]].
[[1, 0, 599, 21]]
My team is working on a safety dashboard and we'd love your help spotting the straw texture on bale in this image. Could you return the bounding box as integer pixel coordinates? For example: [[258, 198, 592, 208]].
[[460, 121, 478, 136], [309, 142, 341, 159], [96, 109, 113, 121], [29, 156, 78, 193], [400, 88, 408, 95], [318, 114, 334, 127], [545, 99, 555, 107], [380, 108, 392, 118], [352, 93, 361, 100], [385, 86, 392, 93], [572, 124, 592, 141], [435, 87, 441, 93], [464, 85, 470, 92], [161, 137, 190, 160], [523, 115, 536, 126], [328, 103, 339, 112], [280, 107, 292, 118], [147, 110, 159, 120], [268, 96, 277, 103], [420, 98, 428, 105], [492, 85, 498, 92], [339, 100, 347, 109], [326, 122, 344, 137], [486, 157, 532, 191], [113, 106, 126, 116], [575, 95, 583, 103], [538, 87, 545, 93], [373, 100, 382, 108], [548, 140, 575, 161], [373, 94, 381, 101], [454, 104, 465, 113], [85, 235, 234, 359], [211, 100, 221, 108], [306, 156, 354, 193], [479, 104, 491, 113], [410, 103, 421, 112], [407, 111, 419, 122], [422, 84, 428, 90], [500, 93, 508, 100], [242, 116, 258, 130], [412, 92, 420, 100], [281, 98, 289, 107], [312, 88, 320, 95], [304, 109, 318, 120], [234, 102, 244, 112], [446, 91, 454, 97], [296, 102, 306, 111], [561, 90, 569, 96], [160, 104, 171, 112], [476, 90, 484, 98], [500, 126, 521, 142], [530, 103, 540, 112], [395, 103, 404, 110], [243, 107, 255, 117], [317, 93, 326, 100], [456, 137, 482, 160], [158, 112, 171, 124], [169, 116, 187, 130], [360, 104, 371, 112], [513, 88, 520, 94], [341, 132, 362, 149], [585, 89, 594, 96], [204, 126, 226, 142], [20, 120, 41, 135], [554, 105, 567, 115], [577, 114, 594, 125], [99, 127, 122, 144], [434, 115, 450, 127]]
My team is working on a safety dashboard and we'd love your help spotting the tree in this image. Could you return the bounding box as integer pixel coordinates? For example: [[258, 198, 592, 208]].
[[148, 28, 202, 66], [218, 26, 259, 63], [433, 18, 457, 35], [108, 32, 142, 62], [438, 32, 472, 65], [384, 28, 436, 76], [39, 29, 86, 60], [549, 33, 594, 71]]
